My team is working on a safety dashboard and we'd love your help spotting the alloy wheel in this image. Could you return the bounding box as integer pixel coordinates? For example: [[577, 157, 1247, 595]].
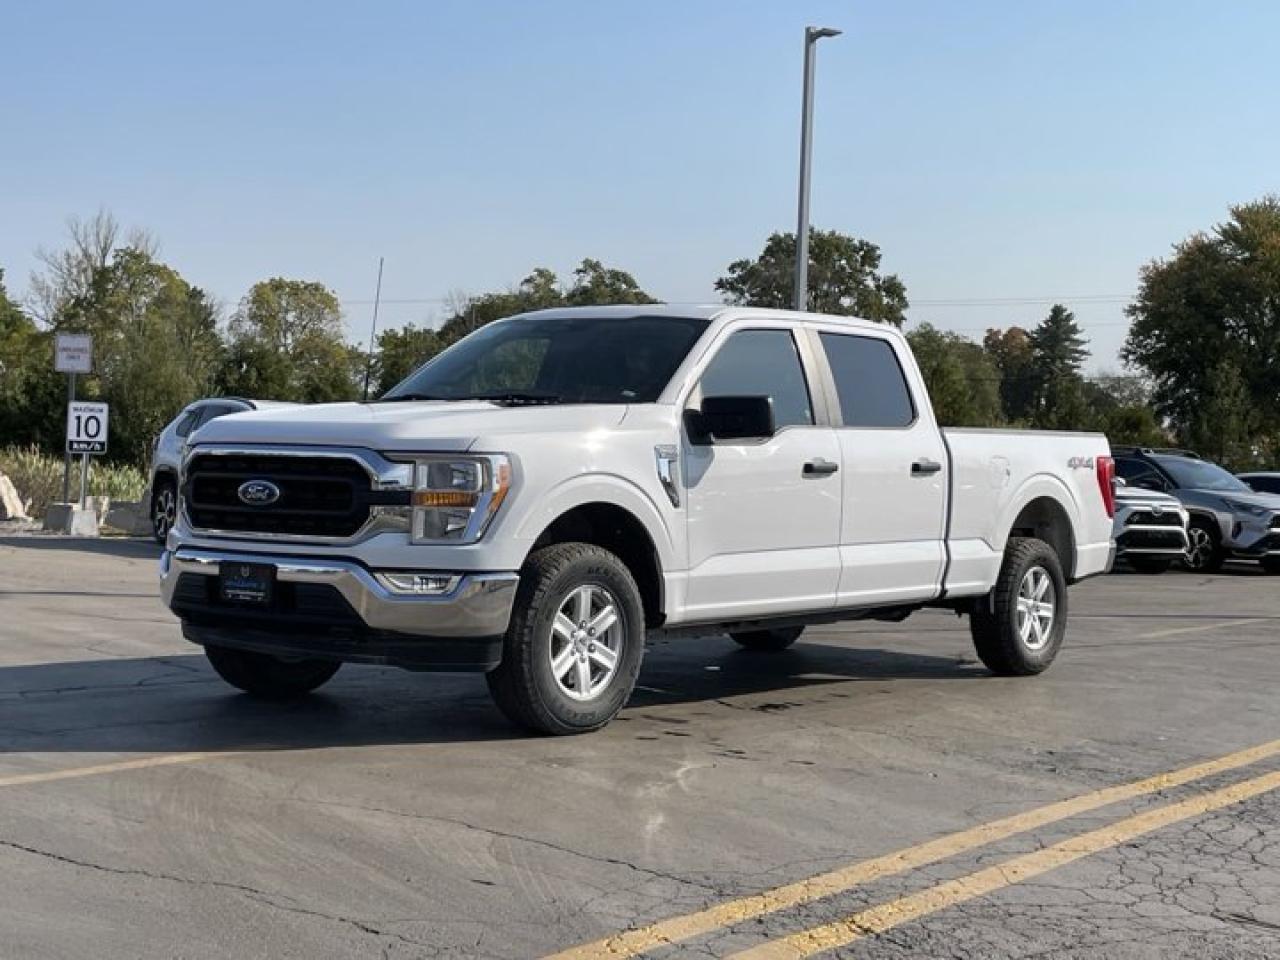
[[1015, 565, 1056, 651], [547, 584, 623, 701], [1185, 526, 1213, 570], [153, 487, 176, 539]]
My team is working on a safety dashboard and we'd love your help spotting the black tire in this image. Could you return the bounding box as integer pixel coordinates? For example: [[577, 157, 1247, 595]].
[[204, 645, 340, 700], [1261, 557, 1280, 575], [1183, 518, 1224, 573], [730, 626, 804, 651], [486, 543, 645, 735], [1126, 556, 1173, 575], [970, 537, 1068, 676], [151, 477, 177, 544]]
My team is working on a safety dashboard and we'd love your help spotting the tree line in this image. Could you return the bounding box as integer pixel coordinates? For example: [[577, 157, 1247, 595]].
[[2, 198, 1278, 469]]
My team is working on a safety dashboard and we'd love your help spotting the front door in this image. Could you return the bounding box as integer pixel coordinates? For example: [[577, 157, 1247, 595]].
[[682, 327, 842, 621]]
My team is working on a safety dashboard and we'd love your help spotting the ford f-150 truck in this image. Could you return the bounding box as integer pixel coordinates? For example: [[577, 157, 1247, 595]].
[[160, 306, 1116, 734]]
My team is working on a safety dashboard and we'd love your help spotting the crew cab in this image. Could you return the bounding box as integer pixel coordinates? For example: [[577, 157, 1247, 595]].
[[160, 306, 1115, 734]]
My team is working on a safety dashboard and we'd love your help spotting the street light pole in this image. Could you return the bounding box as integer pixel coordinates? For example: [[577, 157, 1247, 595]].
[[794, 25, 842, 312]]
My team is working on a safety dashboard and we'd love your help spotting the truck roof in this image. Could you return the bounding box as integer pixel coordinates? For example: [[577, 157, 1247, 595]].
[[510, 303, 891, 332]]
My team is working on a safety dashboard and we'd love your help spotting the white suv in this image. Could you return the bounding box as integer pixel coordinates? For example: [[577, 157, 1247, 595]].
[[147, 398, 294, 542]]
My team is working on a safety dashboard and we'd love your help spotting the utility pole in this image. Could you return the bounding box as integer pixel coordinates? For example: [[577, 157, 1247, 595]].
[[794, 25, 842, 312]]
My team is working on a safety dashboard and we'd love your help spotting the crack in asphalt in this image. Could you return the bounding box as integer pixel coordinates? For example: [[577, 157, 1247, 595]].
[[0, 837, 435, 953], [299, 795, 720, 895]]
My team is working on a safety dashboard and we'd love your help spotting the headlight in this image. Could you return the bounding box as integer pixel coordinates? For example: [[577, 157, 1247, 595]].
[[409, 454, 511, 543], [1224, 499, 1268, 518]]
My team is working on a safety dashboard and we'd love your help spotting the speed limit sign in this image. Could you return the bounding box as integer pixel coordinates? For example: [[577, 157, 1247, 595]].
[[67, 401, 109, 454]]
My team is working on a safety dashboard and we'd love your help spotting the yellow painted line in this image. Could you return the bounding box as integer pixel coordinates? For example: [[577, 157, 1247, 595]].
[[733, 765, 1280, 959], [545, 738, 1280, 959], [0, 752, 235, 790], [1134, 618, 1269, 640]]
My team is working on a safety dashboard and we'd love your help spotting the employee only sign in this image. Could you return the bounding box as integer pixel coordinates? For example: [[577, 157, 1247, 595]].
[[67, 401, 109, 454]]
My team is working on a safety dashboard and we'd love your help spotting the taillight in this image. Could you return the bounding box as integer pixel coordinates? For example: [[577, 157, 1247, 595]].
[[1096, 455, 1116, 519]]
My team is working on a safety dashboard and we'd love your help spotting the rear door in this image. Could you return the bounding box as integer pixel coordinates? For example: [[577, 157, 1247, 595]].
[[681, 326, 842, 620], [811, 328, 948, 606]]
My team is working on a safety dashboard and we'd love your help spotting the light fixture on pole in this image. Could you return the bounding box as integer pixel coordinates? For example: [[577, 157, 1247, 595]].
[[794, 25, 842, 312]]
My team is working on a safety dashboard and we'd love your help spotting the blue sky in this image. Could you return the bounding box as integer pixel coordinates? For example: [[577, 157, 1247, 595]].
[[3, 1, 1277, 369]]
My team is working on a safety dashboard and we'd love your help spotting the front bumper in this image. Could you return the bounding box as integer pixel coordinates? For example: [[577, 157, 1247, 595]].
[[160, 548, 518, 671]]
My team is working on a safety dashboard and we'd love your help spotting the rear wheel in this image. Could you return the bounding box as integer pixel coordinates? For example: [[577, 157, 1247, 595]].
[[151, 477, 177, 543], [1126, 555, 1173, 574], [970, 537, 1067, 676], [204, 645, 340, 699], [1183, 519, 1223, 573], [487, 543, 645, 735], [1260, 557, 1280, 575], [730, 626, 804, 651]]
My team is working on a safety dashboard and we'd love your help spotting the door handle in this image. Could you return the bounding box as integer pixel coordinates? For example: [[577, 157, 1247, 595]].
[[911, 458, 943, 476], [803, 458, 839, 477]]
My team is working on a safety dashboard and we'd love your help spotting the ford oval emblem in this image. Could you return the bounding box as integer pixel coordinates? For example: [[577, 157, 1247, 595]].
[[237, 479, 281, 506]]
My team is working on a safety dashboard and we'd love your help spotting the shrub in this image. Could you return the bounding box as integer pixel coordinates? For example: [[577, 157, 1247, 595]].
[[0, 446, 147, 519]]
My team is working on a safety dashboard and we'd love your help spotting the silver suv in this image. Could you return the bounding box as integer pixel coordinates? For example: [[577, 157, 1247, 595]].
[[1113, 447, 1280, 573], [146, 398, 294, 542], [1112, 482, 1189, 574]]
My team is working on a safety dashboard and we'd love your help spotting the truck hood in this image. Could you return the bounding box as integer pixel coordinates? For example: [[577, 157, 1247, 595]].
[[192, 400, 629, 451]]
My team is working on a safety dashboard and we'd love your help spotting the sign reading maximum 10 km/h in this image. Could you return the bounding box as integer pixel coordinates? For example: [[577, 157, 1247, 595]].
[[67, 401, 109, 455]]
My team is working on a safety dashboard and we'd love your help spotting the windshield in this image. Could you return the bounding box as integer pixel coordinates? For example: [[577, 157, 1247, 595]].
[[380, 313, 709, 404], [1155, 456, 1250, 493]]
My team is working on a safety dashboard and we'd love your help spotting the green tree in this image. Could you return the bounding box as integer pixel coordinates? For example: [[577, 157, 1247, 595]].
[[564, 258, 657, 306], [58, 248, 224, 463], [0, 269, 63, 447], [715, 228, 909, 324], [221, 278, 360, 402], [372, 324, 443, 395], [983, 326, 1037, 423], [906, 323, 1002, 426], [1028, 304, 1090, 429], [1078, 375, 1169, 448], [1123, 196, 1280, 453]]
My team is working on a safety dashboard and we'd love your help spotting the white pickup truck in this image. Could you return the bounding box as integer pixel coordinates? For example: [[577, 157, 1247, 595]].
[[161, 306, 1115, 734]]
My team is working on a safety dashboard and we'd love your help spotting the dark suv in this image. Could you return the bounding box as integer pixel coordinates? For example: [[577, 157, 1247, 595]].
[[1112, 447, 1280, 573]]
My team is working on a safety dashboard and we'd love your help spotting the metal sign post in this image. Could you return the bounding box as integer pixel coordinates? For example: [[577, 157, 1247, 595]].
[[55, 334, 93, 504]]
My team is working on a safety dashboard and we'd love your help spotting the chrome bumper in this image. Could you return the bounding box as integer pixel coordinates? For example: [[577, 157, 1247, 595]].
[[160, 548, 518, 638]]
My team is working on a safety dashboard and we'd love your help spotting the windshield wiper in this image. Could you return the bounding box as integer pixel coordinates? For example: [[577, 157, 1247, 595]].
[[460, 391, 564, 406], [374, 392, 449, 403]]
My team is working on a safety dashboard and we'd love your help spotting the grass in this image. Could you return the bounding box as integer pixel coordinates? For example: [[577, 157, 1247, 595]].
[[0, 446, 148, 519]]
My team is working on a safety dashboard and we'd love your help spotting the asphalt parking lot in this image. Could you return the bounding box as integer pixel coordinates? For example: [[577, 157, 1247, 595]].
[[2, 537, 1279, 959]]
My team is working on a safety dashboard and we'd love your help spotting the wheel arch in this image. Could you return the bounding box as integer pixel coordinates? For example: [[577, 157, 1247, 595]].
[[1002, 486, 1079, 581], [517, 482, 672, 628]]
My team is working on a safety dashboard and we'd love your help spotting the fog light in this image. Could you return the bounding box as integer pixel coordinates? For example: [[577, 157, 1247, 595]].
[[377, 572, 461, 595]]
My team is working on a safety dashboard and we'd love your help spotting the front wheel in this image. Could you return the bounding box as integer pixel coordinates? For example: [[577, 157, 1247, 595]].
[[204, 645, 340, 699], [486, 543, 645, 735], [151, 478, 177, 544], [1183, 519, 1223, 573], [970, 537, 1067, 676]]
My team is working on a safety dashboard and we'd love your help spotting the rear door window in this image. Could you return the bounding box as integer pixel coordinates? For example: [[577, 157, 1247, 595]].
[[819, 333, 915, 428]]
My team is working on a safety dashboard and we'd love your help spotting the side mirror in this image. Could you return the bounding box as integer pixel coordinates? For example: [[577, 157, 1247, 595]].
[[692, 395, 776, 444]]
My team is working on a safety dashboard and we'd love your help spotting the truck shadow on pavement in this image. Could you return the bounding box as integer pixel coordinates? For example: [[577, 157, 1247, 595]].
[[0, 639, 983, 754]]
